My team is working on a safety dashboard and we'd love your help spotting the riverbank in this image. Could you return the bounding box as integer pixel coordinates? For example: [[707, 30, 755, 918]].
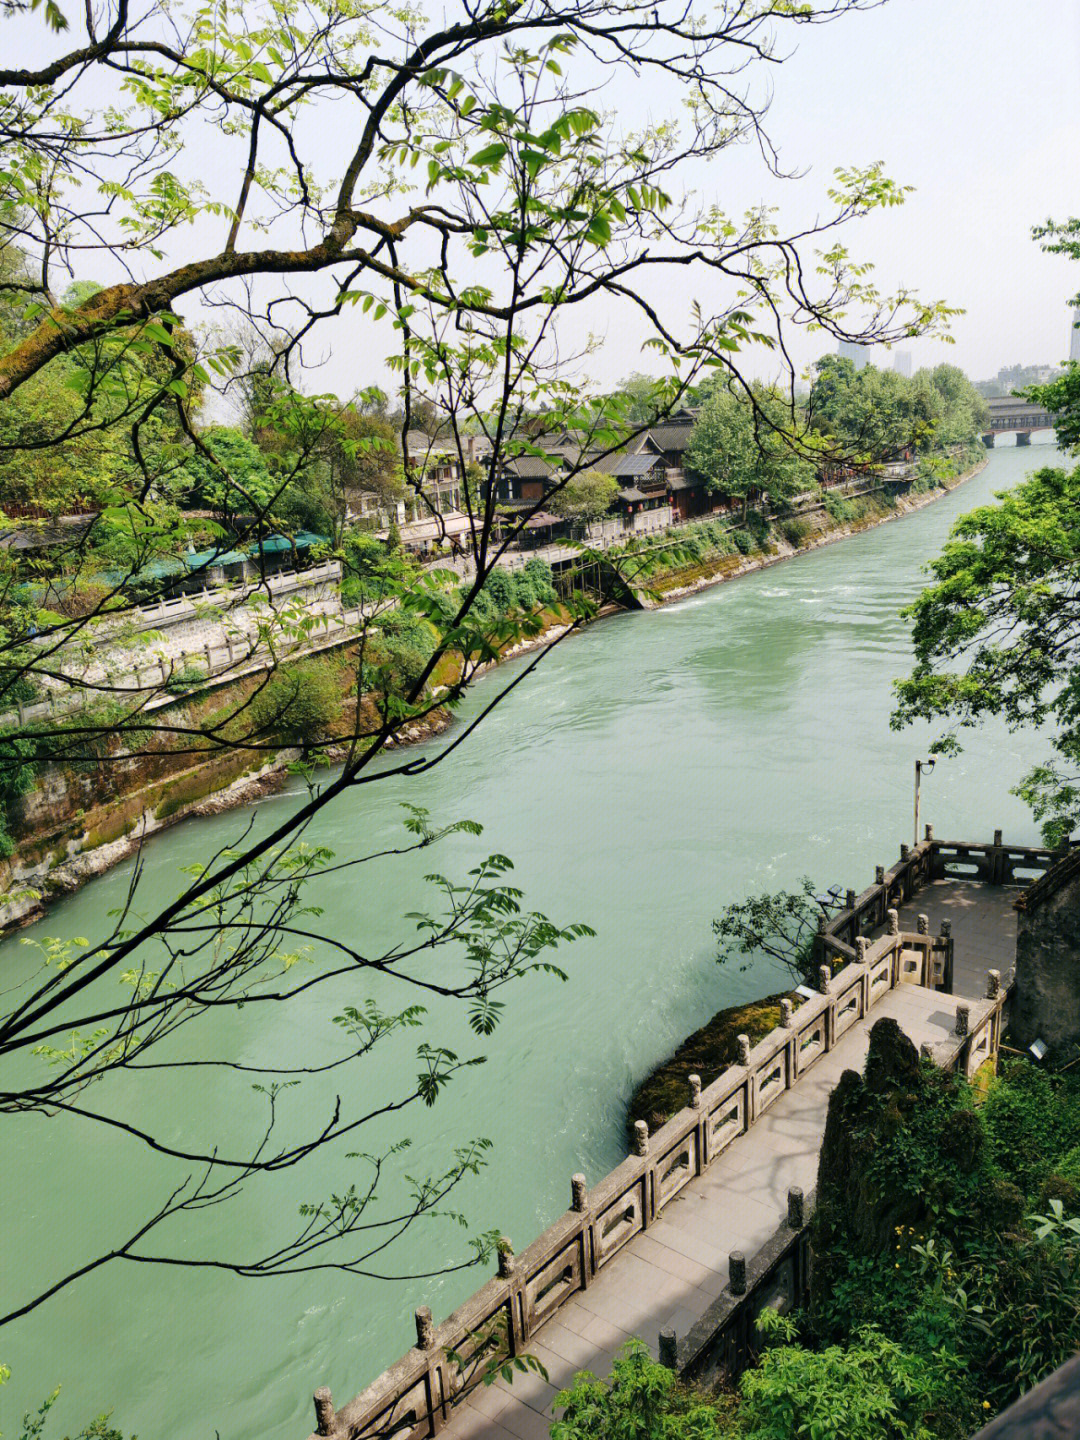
[[0, 459, 987, 930], [633, 457, 988, 606]]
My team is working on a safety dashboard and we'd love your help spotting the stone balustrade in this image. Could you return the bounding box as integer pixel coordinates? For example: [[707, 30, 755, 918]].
[[304, 917, 1006, 1440], [817, 833, 1062, 973]]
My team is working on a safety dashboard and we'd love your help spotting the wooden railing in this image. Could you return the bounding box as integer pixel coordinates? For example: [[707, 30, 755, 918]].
[[303, 917, 998, 1440]]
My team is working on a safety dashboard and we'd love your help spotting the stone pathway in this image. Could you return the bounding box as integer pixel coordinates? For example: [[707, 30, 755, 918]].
[[895, 879, 1019, 997], [445, 958, 1009, 1440]]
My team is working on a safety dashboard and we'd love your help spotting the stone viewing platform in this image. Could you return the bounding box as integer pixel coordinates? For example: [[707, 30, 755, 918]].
[[305, 833, 1060, 1440]]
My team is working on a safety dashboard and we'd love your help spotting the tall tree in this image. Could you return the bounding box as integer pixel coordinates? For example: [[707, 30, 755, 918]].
[[894, 220, 1080, 845]]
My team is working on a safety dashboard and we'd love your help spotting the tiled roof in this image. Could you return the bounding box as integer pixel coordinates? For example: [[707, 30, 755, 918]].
[[505, 455, 556, 478], [645, 421, 697, 452]]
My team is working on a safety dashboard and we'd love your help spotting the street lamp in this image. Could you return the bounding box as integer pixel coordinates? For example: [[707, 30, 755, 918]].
[[914, 756, 936, 847]]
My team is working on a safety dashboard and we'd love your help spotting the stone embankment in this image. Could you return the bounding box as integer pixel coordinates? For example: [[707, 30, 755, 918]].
[[634, 460, 988, 607]]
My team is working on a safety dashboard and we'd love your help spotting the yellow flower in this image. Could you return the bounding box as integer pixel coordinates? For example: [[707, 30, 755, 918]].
[[983, 1401, 991, 1410]]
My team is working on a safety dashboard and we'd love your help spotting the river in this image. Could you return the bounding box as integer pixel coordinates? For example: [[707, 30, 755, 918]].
[[0, 439, 1063, 1439]]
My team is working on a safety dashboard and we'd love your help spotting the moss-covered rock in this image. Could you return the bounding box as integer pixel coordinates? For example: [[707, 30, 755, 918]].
[[627, 993, 787, 1135]]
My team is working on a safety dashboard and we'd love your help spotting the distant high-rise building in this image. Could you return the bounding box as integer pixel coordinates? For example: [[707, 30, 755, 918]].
[[837, 339, 868, 371], [1070, 303, 1080, 364], [893, 351, 912, 378]]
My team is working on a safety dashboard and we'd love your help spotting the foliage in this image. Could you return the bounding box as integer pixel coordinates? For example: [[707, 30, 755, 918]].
[[713, 878, 842, 987], [810, 357, 987, 462], [685, 384, 815, 518], [740, 1322, 974, 1440], [1024, 217, 1080, 453], [1025, 363, 1080, 453], [366, 613, 438, 701], [17, 1389, 133, 1440], [546, 470, 620, 523], [552, 1341, 731, 1440], [247, 659, 345, 746], [458, 562, 556, 626], [892, 463, 1080, 843], [180, 426, 278, 524], [780, 517, 812, 547], [162, 664, 207, 696], [981, 1058, 1080, 1194]]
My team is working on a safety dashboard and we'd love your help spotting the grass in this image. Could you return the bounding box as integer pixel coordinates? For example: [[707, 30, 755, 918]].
[[628, 992, 789, 1135]]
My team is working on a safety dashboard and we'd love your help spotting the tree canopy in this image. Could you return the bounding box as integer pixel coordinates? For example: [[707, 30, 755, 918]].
[[546, 469, 620, 523], [893, 462, 1080, 845], [894, 220, 1080, 844], [685, 383, 816, 517]]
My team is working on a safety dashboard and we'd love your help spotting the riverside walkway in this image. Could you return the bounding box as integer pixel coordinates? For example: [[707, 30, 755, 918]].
[[444, 958, 1009, 1440], [308, 838, 1053, 1440]]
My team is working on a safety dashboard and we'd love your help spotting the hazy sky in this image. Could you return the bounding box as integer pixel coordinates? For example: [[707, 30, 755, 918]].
[[11, 0, 1080, 399], [725, 0, 1080, 383], [321, 0, 1080, 394]]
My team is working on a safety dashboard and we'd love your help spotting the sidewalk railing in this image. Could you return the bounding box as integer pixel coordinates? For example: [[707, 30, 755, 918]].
[[302, 911, 1000, 1440]]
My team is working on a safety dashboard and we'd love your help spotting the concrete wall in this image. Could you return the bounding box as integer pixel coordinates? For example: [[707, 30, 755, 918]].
[[1012, 860, 1080, 1054]]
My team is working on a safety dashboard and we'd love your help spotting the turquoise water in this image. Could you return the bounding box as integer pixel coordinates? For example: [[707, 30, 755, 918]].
[[0, 440, 1062, 1440]]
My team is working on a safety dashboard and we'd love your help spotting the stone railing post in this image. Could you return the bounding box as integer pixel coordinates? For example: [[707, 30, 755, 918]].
[[313, 1387, 336, 1437], [688, 1073, 702, 1109], [986, 969, 1001, 1000], [658, 1326, 677, 1370], [571, 1174, 587, 1212], [736, 1034, 751, 1066], [887, 907, 899, 935], [497, 1237, 515, 1278], [415, 1307, 435, 1349], [729, 1251, 747, 1296], [780, 1000, 793, 1028], [787, 1186, 805, 1229], [814, 912, 828, 966], [632, 1120, 649, 1157], [939, 920, 954, 993], [917, 913, 929, 935], [955, 1003, 970, 1037]]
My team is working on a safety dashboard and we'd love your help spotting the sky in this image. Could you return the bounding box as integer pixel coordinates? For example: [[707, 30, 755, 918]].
[[8, 0, 1080, 400], [546, 0, 1080, 390]]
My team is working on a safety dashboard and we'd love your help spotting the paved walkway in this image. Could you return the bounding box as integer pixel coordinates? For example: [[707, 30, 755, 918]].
[[447, 978, 997, 1440], [439, 882, 1018, 1440], [895, 879, 1019, 997]]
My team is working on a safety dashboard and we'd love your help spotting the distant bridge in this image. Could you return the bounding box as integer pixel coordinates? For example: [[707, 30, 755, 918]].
[[982, 396, 1057, 446]]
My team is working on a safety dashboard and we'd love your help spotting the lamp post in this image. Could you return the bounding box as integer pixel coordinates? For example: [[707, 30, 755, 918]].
[[914, 756, 936, 847]]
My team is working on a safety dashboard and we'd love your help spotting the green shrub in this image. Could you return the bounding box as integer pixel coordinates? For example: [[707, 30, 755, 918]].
[[982, 1059, 1080, 1193], [740, 1322, 976, 1440], [163, 664, 208, 696], [552, 1340, 731, 1440], [781, 517, 812, 547], [369, 612, 437, 698], [824, 492, 854, 523], [248, 659, 344, 742], [523, 558, 557, 606]]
